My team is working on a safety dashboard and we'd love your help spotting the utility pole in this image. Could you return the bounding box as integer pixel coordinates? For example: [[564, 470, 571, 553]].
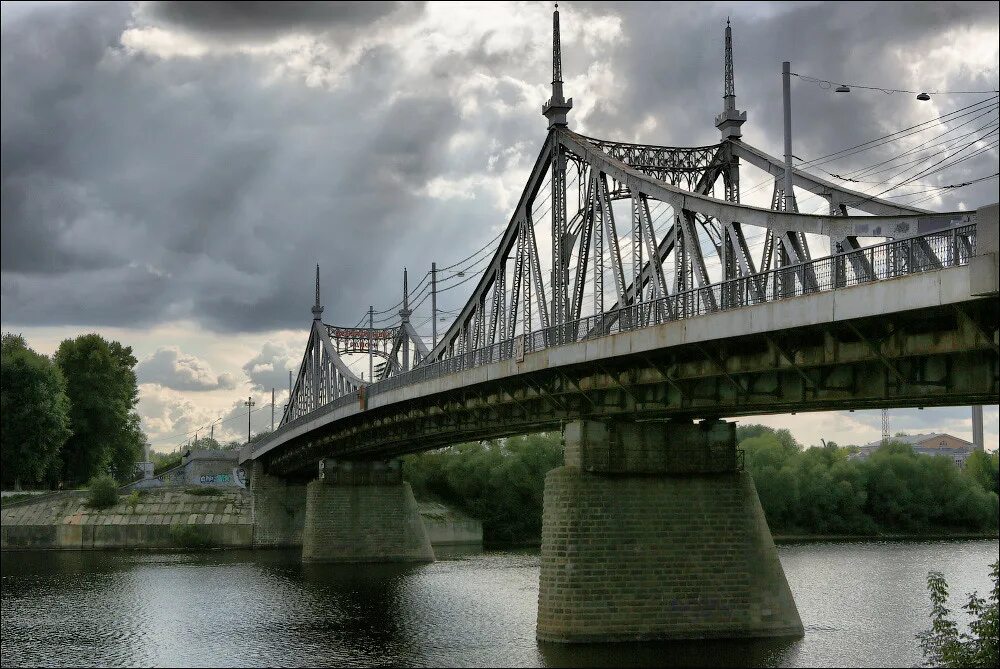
[[368, 305, 374, 383], [245, 396, 255, 445], [271, 388, 275, 432], [782, 61, 797, 212], [431, 261, 438, 349], [881, 408, 889, 448]]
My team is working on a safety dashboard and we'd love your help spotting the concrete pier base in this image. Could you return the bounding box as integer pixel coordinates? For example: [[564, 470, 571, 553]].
[[302, 459, 434, 563], [537, 419, 803, 643]]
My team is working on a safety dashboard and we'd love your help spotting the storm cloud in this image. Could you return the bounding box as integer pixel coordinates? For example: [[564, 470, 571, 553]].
[[2, 1, 996, 337], [3, 1, 995, 452]]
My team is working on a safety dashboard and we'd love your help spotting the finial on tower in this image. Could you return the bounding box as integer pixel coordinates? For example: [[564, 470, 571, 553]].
[[399, 267, 411, 321], [715, 18, 746, 140], [542, 2, 573, 129], [312, 264, 324, 320]]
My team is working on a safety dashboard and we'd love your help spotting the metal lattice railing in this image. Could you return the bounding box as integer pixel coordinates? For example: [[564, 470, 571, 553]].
[[254, 225, 976, 455]]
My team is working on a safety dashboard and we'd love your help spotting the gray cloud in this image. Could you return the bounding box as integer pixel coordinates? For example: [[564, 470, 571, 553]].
[[242, 342, 298, 392], [138, 1, 415, 39], [1, 1, 997, 338], [137, 346, 237, 391]]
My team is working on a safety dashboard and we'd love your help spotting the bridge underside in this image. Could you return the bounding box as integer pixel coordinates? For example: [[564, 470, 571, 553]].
[[262, 293, 997, 479]]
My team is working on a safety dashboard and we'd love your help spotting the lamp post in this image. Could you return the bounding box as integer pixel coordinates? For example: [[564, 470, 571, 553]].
[[244, 396, 255, 445]]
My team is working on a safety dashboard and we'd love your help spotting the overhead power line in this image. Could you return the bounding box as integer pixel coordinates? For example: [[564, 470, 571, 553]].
[[790, 71, 999, 96]]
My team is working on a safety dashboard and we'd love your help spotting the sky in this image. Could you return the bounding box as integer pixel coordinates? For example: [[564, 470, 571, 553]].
[[1, 1, 998, 452]]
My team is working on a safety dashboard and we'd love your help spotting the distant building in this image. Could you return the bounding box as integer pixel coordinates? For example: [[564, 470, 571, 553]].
[[850, 433, 979, 466]]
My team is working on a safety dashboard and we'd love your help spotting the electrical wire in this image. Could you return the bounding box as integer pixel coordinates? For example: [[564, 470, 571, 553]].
[[790, 71, 999, 96]]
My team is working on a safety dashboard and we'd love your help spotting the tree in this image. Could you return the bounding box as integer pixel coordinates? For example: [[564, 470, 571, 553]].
[[965, 450, 1000, 496], [0, 334, 72, 489], [54, 334, 146, 485], [918, 560, 999, 667]]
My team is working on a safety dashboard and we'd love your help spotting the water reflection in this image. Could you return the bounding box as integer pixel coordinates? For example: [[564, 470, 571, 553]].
[[2, 540, 997, 668], [538, 638, 798, 669]]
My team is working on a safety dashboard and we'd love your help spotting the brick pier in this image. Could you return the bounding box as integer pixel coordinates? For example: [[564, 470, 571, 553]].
[[301, 459, 434, 563], [536, 418, 803, 642]]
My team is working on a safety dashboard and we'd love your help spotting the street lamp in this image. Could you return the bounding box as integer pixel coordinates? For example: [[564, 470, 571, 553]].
[[244, 396, 255, 445], [209, 417, 222, 443]]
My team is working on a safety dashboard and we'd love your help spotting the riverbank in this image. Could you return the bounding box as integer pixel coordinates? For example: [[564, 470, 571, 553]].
[[480, 531, 1000, 550], [0, 489, 483, 551], [1, 488, 253, 550], [773, 531, 1000, 543]]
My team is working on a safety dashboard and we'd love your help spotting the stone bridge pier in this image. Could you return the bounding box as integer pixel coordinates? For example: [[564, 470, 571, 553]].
[[301, 459, 434, 563], [537, 418, 803, 643]]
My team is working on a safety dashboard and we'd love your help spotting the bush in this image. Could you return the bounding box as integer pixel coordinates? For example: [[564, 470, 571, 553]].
[[918, 560, 999, 667], [185, 487, 223, 497], [127, 489, 140, 513], [169, 523, 212, 549], [86, 474, 119, 509]]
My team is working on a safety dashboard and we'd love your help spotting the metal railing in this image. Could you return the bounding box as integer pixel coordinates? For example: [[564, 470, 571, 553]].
[[252, 225, 976, 457]]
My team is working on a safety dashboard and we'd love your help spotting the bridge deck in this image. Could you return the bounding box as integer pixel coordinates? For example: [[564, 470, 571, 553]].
[[245, 223, 997, 475]]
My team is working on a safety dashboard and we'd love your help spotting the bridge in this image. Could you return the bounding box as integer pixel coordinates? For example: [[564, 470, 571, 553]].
[[241, 9, 1000, 644]]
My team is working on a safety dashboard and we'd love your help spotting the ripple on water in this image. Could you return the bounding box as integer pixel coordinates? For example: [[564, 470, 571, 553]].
[[2, 540, 997, 668]]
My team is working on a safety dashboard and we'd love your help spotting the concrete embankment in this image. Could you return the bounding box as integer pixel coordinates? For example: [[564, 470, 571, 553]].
[[1, 489, 252, 550], [1, 489, 482, 551]]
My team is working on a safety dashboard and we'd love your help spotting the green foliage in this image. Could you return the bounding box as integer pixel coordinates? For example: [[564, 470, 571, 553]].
[[965, 450, 1000, 496], [86, 474, 119, 509], [741, 429, 998, 535], [918, 560, 999, 667], [152, 451, 183, 475], [403, 433, 563, 544], [127, 489, 140, 513], [169, 523, 213, 549], [402, 425, 997, 543], [54, 334, 147, 485], [1, 334, 72, 488], [185, 487, 223, 496]]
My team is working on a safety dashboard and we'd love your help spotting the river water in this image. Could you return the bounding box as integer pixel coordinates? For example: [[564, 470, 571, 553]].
[[1, 540, 996, 668]]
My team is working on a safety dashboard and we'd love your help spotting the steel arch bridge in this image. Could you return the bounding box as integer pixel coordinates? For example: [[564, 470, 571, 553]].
[[246, 10, 998, 478]]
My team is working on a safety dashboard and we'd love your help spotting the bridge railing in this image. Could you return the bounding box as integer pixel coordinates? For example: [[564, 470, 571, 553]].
[[255, 224, 976, 455]]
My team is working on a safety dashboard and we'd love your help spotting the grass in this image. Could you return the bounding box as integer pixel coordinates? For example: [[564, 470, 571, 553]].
[[0, 493, 39, 507]]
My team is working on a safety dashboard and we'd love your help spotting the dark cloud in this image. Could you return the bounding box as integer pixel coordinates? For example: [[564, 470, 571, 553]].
[[139, 1, 415, 39], [1, 1, 997, 337], [137, 346, 236, 391]]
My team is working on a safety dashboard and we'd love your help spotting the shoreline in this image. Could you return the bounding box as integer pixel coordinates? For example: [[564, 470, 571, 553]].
[[481, 532, 1000, 551]]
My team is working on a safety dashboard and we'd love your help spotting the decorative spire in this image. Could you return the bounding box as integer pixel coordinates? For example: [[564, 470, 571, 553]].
[[552, 3, 563, 84], [399, 267, 411, 320], [715, 18, 746, 140], [542, 3, 572, 129], [724, 18, 735, 102], [312, 264, 324, 320]]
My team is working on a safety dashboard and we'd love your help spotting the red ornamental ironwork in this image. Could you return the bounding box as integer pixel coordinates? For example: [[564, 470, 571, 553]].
[[330, 327, 395, 341]]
